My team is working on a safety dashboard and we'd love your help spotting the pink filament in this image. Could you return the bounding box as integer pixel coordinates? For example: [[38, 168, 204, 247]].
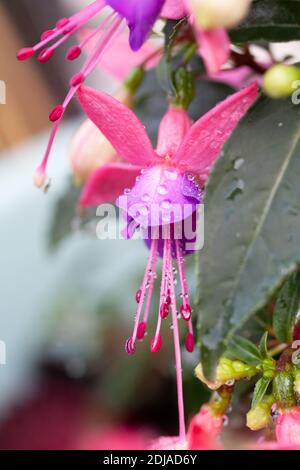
[[175, 240, 194, 348], [168, 239, 186, 441], [129, 237, 158, 349], [34, 13, 123, 186]]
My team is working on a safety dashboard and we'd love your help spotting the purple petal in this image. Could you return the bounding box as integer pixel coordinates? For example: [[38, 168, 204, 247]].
[[106, 0, 165, 50], [117, 165, 202, 227]]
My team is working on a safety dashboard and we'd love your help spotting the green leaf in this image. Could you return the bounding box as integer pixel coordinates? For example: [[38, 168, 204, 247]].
[[227, 336, 263, 366], [252, 376, 272, 409], [197, 95, 300, 380], [273, 270, 300, 343], [231, 0, 300, 43], [48, 178, 94, 250], [259, 332, 269, 358]]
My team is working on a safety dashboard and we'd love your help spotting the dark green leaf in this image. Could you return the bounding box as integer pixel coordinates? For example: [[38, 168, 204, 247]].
[[227, 336, 263, 366], [231, 0, 300, 43], [273, 270, 300, 343], [259, 332, 269, 358], [197, 95, 300, 380], [252, 376, 272, 409]]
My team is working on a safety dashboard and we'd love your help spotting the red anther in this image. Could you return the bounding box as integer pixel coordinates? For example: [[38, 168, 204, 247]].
[[160, 303, 169, 319], [17, 47, 35, 61], [135, 288, 142, 304], [70, 73, 85, 87], [38, 48, 54, 63], [151, 334, 162, 353], [41, 29, 55, 41], [180, 303, 192, 321], [56, 18, 69, 29], [185, 333, 194, 353], [67, 45, 82, 61], [137, 321, 147, 340], [49, 105, 64, 122], [125, 337, 136, 355]]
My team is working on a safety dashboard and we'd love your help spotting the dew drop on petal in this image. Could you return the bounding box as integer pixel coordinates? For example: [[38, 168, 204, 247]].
[[164, 169, 178, 181], [157, 185, 168, 196]]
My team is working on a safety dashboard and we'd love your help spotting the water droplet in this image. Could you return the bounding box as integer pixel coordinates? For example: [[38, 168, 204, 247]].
[[138, 206, 149, 216], [233, 157, 244, 171], [222, 415, 229, 427], [124, 188, 131, 195], [225, 179, 245, 200], [141, 193, 151, 202], [164, 169, 178, 181], [157, 185, 168, 196], [225, 379, 235, 386], [161, 199, 171, 210], [135, 289, 142, 304], [278, 122, 283, 127], [187, 174, 195, 181]]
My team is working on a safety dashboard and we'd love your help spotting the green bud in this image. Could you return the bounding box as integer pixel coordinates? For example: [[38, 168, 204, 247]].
[[195, 357, 257, 390], [246, 395, 274, 431], [294, 369, 300, 397], [173, 68, 195, 109], [273, 370, 296, 408], [263, 64, 300, 99]]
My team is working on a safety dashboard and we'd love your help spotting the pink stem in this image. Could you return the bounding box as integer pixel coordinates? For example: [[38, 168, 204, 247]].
[[142, 242, 158, 326], [168, 239, 186, 441]]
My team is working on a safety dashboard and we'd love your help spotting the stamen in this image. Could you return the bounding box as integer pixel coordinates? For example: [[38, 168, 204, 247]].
[[17, 48, 35, 61], [150, 334, 162, 353], [17, 0, 106, 60], [185, 332, 194, 353], [126, 237, 158, 354], [168, 239, 186, 441], [125, 337, 136, 355], [135, 289, 142, 304], [152, 230, 171, 351], [175, 240, 194, 352], [137, 321, 147, 340], [33, 14, 123, 188], [66, 45, 82, 61]]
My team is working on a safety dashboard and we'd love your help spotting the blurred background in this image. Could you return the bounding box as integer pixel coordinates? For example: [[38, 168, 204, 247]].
[[0, 0, 211, 450]]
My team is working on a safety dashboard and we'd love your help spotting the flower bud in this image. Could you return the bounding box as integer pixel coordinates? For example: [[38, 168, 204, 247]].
[[263, 64, 300, 99], [273, 370, 296, 408], [195, 357, 257, 390], [188, 0, 252, 30], [294, 369, 300, 397], [246, 395, 274, 431]]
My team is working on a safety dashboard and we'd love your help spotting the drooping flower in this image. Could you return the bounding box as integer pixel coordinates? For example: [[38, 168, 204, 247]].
[[16, 0, 167, 188], [77, 82, 258, 441]]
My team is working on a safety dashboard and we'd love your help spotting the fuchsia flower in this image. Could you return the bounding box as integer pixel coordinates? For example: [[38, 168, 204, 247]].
[[77, 82, 258, 441]]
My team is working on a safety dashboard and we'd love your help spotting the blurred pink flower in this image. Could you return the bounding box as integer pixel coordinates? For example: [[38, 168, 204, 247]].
[[78, 28, 161, 82], [151, 404, 223, 450]]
